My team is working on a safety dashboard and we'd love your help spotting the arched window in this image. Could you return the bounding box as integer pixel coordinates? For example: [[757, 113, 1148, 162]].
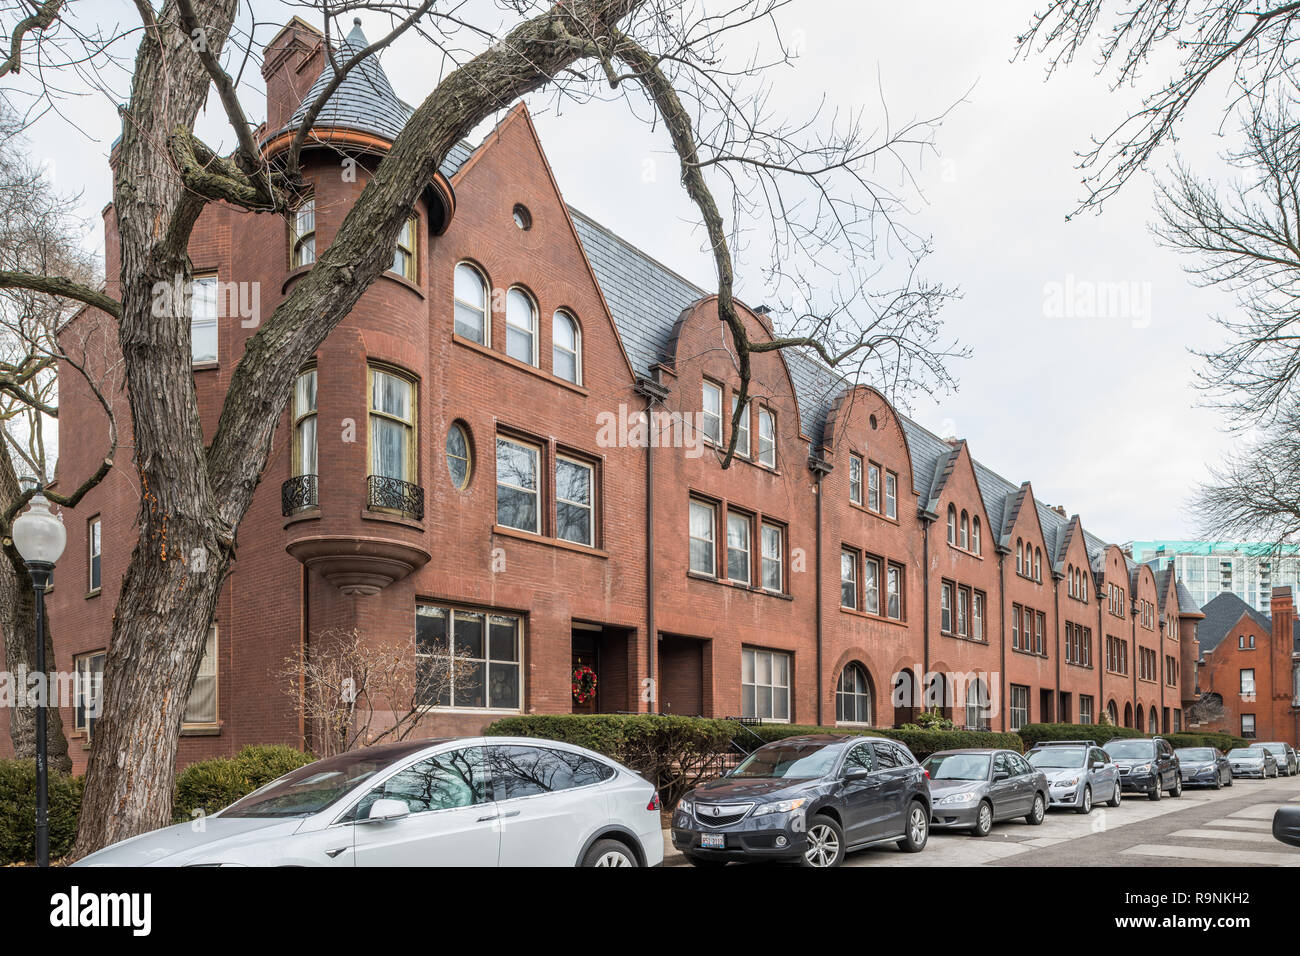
[[960, 511, 969, 550], [1136, 704, 1145, 732], [552, 310, 581, 384], [453, 262, 488, 344], [1067, 565, 1074, 597], [1034, 548, 1042, 581], [1016, 539, 1023, 573], [971, 516, 981, 555], [836, 663, 872, 725], [925, 672, 949, 714], [505, 287, 537, 365], [1107, 700, 1119, 725], [947, 505, 957, 544], [1148, 707, 1159, 734]]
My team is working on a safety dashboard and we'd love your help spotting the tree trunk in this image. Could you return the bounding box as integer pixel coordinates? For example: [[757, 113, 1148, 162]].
[[0, 445, 72, 772]]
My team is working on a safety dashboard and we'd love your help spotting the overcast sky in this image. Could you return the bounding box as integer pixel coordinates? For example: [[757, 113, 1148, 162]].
[[12, 0, 1253, 545]]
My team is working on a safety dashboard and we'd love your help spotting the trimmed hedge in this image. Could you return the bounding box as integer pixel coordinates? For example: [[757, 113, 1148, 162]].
[[485, 714, 736, 805], [0, 760, 84, 865], [742, 723, 1024, 759], [173, 744, 315, 821], [1018, 723, 1143, 749], [1165, 732, 1249, 752]]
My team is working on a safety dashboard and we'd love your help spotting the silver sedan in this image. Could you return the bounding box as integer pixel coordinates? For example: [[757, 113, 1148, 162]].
[[1027, 742, 1122, 813]]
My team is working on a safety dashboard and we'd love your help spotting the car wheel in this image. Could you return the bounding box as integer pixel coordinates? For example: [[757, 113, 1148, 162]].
[[1170, 777, 1182, 798], [1026, 793, 1046, 826], [583, 839, 638, 867], [1108, 779, 1123, 807], [1225, 773, 1233, 787], [1075, 785, 1092, 815], [970, 800, 994, 838], [800, 815, 845, 868], [684, 851, 728, 868], [1212, 773, 1222, 790], [896, 800, 929, 853], [1148, 782, 1162, 801]]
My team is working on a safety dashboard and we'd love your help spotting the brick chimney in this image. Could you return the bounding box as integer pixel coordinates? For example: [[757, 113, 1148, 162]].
[[1271, 587, 1295, 703], [261, 16, 323, 137]]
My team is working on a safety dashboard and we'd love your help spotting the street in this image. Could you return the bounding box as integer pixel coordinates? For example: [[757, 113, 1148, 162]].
[[664, 775, 1300, 867]]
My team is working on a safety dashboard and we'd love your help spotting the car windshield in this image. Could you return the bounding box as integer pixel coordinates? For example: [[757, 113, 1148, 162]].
[[1176, 748, 1215, 761], [221, 743, 432, 818], [1257, 743, 1285, 753], [1027, 747, 1085, 768], [1103, 740, 1155, 759], [922, 753, 990, 781], [730, 741, 840, 779], [1228, 748, 1263, 758]]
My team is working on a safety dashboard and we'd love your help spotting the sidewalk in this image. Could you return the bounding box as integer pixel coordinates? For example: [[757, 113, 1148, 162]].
[[661, 829, 686, 867]]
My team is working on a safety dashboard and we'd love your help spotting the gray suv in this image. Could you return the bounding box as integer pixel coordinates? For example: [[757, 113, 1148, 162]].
[[1108, 737, 1182, 800], [671, 734, 932, 868], [1256, 742, 1299, 776], [1026, 740, 1122, 813]]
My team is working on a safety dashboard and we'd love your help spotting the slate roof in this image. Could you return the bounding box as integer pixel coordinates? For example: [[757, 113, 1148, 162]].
[[1197, 592, 1271, 653], [273, 19, 475, 181]]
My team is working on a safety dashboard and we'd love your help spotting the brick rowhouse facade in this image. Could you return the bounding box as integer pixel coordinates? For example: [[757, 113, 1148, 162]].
[[5, 17, 1242, 773]]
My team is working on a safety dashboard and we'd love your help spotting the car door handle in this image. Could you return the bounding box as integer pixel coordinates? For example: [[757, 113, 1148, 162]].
[[324, 847, 348, 858], [476, 813, 499, 822], [500, 810, 520, 819]]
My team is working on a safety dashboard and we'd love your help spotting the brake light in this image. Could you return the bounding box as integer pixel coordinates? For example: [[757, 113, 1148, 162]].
[[647, 794, 661, 811], [923, 768, 930, 779]]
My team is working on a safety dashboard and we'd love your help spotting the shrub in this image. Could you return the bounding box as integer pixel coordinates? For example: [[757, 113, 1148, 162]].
[[743, 723, 1023, 760], [173, 744, 314, 821], [1018, 723, 1143, 749], [0, 759, 84, 865], [484, 714, 737, 805], [1165, 732, 1249, 752]]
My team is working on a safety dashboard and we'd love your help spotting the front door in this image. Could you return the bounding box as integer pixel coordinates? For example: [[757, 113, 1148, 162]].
[[838, 742, 885, 845], [572, 632, 599, 715]]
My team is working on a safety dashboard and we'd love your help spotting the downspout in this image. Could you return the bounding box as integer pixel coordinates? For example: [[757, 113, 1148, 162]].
[[919, 513, 937, 684], [1097, 583, 1105, 720], [635, 376, 670, 715], [1053, 572, 1062, 720], [998, 550, 1007, 732], [1131, 599, 1139, 724], [1159, 618, 1166, 731], [809, 456, 832, 726]]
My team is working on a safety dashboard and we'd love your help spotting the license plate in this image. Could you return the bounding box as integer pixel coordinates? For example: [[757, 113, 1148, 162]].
[[700, 833, 725, 849]]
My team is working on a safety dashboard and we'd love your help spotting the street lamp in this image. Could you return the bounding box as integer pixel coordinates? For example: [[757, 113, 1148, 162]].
[[11, 485, 66, 867]]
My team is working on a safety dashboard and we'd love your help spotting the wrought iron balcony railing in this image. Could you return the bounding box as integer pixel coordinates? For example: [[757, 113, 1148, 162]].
[[366, 474, 425, 521], [281, 474, 319, 516]]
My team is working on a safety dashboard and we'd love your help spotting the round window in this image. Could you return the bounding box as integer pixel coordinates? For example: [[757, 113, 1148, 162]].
[[512, 204, 532, 230], [446, 422, 472, 489]]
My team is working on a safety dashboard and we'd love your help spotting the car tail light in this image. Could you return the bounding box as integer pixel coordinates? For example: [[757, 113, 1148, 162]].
[[923, 768, 930, 779], [647, 794, 661, 811]]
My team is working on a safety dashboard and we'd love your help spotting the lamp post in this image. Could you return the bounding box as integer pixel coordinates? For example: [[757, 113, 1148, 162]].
[[11, 486, 66, 867]]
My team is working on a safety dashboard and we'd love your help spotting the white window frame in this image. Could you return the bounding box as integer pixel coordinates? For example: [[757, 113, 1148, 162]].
[[731, 395, 750, 458], [885, 471, 897, 519], [291, 198, 316, 268], [742, 647, 791, 722], [940, 582, 952, 633], [760, 522, 783, 593], [552, 310, 581, 384], [555, 455, 594, 547], [190, 273, 219, 365], [505, 287, 538, 366], [689, 499, 717, 576], [453, 262, 489, 345], [415, 605, 523, 712], [886, 564, 902, 619], [701, 381, 723, 446], [726, 510, 752, 585], [495, 436, 541, 534], [757, 407, 776, 468], [840, 549, 858, 609], [849, 454, 863, 505], [183, 624, 219, 728], [87, 516, 101, 594], [863, 556, 880, 614], [867, 463, 880, 511], [74, 650, 106, 737]]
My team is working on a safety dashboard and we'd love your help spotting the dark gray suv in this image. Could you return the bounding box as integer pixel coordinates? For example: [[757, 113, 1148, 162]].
[[670, 734, 931, 868]]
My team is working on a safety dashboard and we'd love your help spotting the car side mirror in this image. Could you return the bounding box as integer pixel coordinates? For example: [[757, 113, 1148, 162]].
[[363, 798, 410, 823], [1092, 761, 1105, 771], [843, 767, 871, 782], [1273, 806, 1300, 848], [993, 771, 1010, 781]]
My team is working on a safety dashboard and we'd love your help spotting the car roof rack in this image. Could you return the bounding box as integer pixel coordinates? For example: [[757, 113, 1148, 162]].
[[1030, 739, 1097, 748]]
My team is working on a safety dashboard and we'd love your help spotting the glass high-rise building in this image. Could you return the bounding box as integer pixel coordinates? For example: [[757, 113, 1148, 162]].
[[1130, 540, 1300, 613]]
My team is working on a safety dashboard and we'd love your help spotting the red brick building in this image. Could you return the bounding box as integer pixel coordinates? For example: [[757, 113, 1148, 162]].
[[1192, 588, 1300, 744], [10, 18, 1223, 771]]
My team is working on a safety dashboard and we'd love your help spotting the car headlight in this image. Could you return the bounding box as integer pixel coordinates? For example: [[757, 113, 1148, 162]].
[[937, 791, 979, 805], [752, 798, 807, 816], [676, 799, 693, 816], [1132, 764, 1152, 774], [1052, 777, 1079, 788]]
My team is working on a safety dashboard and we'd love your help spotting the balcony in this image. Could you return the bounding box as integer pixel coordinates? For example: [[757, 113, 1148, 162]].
[[281, 474, 319, 516], [282, 473, 429, 595], [366, 474, 424, 521]]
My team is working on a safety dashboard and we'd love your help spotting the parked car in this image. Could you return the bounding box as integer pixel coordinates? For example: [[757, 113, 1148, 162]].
[[1106, 737, 1181, 800], [1175, 747, 1233, 789], [1025, 740, 1121, 813], [1227, 745, 1279, 779], [1255, 742, 1299, 776], [75, 737, 664, 867], [923, 748, 1048, 836], [1274, 806, 1300, 848], [671, 734, 931, 868]]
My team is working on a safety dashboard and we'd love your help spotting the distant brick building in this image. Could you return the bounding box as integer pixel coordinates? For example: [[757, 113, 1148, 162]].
[[1192, 588, 1300, 743], [4, 17, 1226, 772]]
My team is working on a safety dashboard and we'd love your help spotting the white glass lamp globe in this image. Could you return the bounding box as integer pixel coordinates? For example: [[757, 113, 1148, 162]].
[[11, 491, 67, 566]]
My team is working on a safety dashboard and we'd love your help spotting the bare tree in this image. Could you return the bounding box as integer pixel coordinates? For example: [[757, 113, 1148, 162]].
[[0, 101, 121, 771], [281, 627, 477, 758], [0, 0, 962, 856]]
